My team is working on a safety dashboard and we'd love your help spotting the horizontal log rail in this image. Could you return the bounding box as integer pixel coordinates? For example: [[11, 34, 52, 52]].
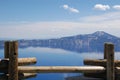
[[16, 66, 120, 73], [17, 57, 37, 65], [0, 57, 36, 69], [0, 73, 37, 80], [115, 67, 120, 74], [84, 59, 120, 66], [18, 66, 105, 73], [84, 72, 105, 78], [18, 73, 37, 79]]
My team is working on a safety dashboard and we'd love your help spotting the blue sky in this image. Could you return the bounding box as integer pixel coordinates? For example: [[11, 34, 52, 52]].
[[0, 0, 120, 39]]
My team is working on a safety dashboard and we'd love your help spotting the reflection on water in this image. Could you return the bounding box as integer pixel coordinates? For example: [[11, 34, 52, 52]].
[[0, 47, 120, 80]]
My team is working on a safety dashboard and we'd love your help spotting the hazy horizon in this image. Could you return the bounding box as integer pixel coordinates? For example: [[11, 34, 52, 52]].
[[0, 31, 119, 40]]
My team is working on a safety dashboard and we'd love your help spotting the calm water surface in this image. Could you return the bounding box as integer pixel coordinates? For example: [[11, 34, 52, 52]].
[[0, 47, 120, 80]]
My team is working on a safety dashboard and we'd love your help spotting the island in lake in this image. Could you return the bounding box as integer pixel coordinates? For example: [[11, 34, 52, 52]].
[[0, 31, 120, 53]]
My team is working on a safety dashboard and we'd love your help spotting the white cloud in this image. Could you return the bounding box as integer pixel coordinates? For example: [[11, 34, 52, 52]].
[[62, 4, 79, 13], [63, 4, 69, 9], [69, 7, 79, 13], [113, 5, 120, 10], [94, 4, 110, 11]]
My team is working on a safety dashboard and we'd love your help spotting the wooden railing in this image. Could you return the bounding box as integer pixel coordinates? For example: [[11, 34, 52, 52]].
[[0, 41, 119, 80]]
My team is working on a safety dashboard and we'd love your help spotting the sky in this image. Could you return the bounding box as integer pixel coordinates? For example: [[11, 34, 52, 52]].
[[0, 0, 120, 39]]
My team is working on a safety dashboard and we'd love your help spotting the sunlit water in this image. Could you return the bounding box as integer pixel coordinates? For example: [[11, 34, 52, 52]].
[[0, 47, 120, 80]]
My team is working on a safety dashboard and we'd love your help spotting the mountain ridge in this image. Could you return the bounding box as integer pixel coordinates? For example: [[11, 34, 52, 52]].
[[0, 31, 120, 53]]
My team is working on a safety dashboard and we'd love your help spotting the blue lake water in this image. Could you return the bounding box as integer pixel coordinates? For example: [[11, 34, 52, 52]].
[[0, 47, 120, 80]]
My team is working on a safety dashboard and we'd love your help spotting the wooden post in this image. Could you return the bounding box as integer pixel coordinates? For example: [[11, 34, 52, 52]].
[[104, 43, 107, 59], [106, 43, 115, 80], [4, 41, 10, 58], [8, 41, 18, 80], [83, 43, 109, 79]]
